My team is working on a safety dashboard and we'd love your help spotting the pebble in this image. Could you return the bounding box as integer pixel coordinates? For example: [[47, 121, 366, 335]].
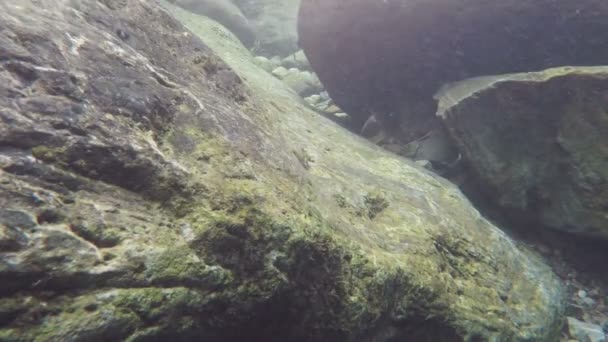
[[579, 290, 588, 298], [253, 56, 277, 72], [271, 66, 289, 79], [324, 104, 342, 114], [305, 94, 321, 105], [581, 297, 596, 307]]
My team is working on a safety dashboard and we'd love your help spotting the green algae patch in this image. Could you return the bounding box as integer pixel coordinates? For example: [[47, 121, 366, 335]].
[[144, 246, 233, 288], [34, 301, 140, 342], [363, 192, 390, 219], [69, 221, 122, 248], [31, 145, 69, 164]]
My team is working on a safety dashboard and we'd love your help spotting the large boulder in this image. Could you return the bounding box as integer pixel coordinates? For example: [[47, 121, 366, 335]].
[[436, 66, 608, 239], [1, 0, 564, 341], [298, 0, 608, 141]]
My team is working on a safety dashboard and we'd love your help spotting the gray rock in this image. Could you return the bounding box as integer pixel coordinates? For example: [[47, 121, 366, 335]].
[[319, 91, 330, 101], [271, 66, 289, 79], [253, 55, 279, 72], [567, 317, 606, 342], [581, 297, 596, 307], [437, 67, 608, 239], [0, 209, 37, 230], [304, 94, 321, 105]]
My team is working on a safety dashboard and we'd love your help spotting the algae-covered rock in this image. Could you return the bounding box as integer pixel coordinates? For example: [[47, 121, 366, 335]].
[[436, 66, 608, 239], [253, 55, 280, 72], [0, 0, 564, 341], [298, 0, 608, 141]]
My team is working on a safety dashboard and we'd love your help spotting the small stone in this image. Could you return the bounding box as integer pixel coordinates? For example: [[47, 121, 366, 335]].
[[282, 71, 324, 97], [313, 99, 331, 111], [567, 317, 606, 342], [330, 112, 351, 125], [253, 56, 274, 72], [579, 290, 588, 298], [581, 297, 596, 307], [271, 66, 289, 79], [325, 104, 342, 114], [305, 94, 321, 105]]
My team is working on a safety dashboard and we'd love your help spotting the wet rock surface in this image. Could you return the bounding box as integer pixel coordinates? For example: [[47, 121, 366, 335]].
[[1, 1, 566, 341], [298, 0, 608, 142], [567, 317, 606, 342], [436, 67, 608, 239]]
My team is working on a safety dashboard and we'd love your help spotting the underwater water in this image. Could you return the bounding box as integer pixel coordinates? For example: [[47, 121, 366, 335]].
[[0, 0, 607, 341]]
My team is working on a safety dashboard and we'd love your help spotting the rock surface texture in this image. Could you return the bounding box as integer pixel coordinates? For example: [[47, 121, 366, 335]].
[[437, 67, 608, 239], [298, 0, 608, 141], [1, 1, 565, 341]]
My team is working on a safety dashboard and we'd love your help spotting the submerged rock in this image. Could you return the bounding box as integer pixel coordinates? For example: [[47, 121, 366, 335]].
[[253, 55, 280, 72], [282, 50, 311, 71], [567, 317, 606, 342], [436, 67, 608, 239], [0, 1, 565, 341], [271, 66, 290, 79], [298, 0, 608, 141], [281, 70, 324, 97]]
